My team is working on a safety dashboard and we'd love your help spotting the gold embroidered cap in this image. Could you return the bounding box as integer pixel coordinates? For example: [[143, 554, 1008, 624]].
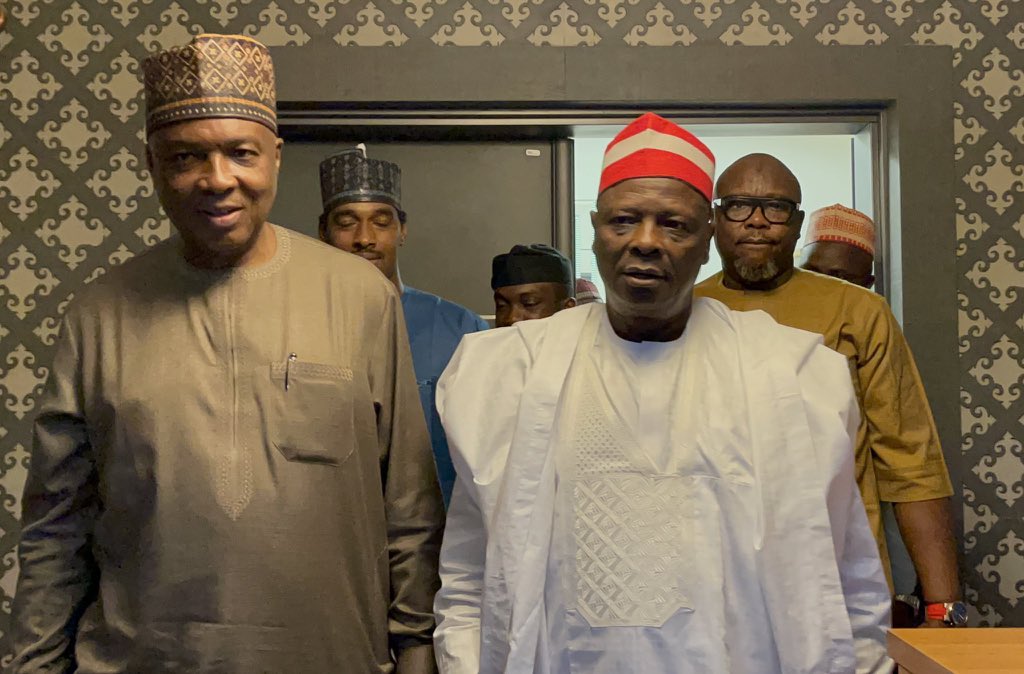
[[142, 34, 277, 135], [806, 203, 876, 257]]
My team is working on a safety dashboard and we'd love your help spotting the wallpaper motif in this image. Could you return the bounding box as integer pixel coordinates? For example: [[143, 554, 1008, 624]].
[[0, 0, 1022, 658]]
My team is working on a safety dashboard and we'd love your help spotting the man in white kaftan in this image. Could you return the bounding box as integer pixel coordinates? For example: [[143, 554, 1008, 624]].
[[432, 113, 891, 674]]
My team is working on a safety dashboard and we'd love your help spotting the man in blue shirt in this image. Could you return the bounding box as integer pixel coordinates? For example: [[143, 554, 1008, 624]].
[[319, 147, 487, 504]]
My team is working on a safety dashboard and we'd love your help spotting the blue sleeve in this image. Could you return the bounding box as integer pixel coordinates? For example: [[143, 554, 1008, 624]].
[[466, 312, 489, 334]]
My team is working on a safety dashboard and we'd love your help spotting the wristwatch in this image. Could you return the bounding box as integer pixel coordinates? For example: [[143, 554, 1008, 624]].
[[894, 593, 922, 627], [924, 601, 968, 626]]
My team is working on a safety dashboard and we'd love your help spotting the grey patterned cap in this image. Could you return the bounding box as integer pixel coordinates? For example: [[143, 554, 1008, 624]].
[[319, 147, 402, 214]]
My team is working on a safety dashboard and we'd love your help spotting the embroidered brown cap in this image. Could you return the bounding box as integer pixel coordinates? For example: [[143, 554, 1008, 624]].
[[142, 34, 277, 135]]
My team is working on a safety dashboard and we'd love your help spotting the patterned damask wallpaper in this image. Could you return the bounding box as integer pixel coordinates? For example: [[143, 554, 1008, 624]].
[[0, 0, 1022, 655]]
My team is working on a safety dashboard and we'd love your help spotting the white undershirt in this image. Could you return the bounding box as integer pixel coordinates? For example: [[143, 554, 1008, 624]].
[[589, 309, 694, 473]]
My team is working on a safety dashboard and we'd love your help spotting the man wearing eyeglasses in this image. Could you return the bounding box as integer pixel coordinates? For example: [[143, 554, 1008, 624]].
[[695, 153, 964, 629]]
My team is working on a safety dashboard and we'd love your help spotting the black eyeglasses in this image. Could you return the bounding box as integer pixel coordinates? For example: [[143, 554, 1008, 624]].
[[714, 196, 800, 225]]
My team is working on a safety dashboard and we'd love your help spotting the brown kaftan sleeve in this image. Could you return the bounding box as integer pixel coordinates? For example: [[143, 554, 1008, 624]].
[[372, 288, 445, 661], [9, 310, 100, 672]]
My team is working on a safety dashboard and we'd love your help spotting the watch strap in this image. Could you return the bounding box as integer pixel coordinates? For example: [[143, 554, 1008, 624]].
[[925, 601, 968, 626]]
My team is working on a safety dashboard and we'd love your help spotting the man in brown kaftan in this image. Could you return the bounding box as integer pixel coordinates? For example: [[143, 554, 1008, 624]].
[[9, 34, 444, 674]]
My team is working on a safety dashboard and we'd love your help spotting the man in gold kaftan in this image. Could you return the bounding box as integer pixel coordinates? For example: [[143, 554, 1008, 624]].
[[696, 153, 962, 628]]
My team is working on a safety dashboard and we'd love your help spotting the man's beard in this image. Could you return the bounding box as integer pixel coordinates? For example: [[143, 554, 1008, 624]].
[[734, 257, 780, 283]]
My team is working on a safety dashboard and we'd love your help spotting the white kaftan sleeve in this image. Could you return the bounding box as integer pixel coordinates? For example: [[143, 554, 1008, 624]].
[[799, 344, 893, 674], [433, 326, 533, 674], [432, 479, 485, 674]]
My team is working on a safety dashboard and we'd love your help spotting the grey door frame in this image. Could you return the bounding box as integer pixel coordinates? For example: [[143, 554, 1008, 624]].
[[271, 44, 960, 528]]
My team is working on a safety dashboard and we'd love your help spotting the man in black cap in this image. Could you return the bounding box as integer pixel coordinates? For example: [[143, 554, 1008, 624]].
[[491, 244, 576, 327], [319, 146, 487, 506]]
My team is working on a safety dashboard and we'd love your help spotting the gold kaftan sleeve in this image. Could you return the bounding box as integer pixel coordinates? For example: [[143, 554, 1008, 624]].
[[9, 311, 100, 672], [371, 288, 445, 661], [856, 300, 953, 502]]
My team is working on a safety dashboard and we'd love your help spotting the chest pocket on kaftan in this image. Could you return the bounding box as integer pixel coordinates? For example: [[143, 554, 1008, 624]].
[[571, 374, 698, 629], [255, 360, 355, 466]]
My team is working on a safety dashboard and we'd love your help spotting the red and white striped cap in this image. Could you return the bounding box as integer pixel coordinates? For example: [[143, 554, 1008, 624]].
[[599, 112, 715, 201]]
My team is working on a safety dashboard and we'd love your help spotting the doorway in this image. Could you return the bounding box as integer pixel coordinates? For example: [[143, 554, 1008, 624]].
[[572, 122, 874, 298], [272, 139, 557, 318], [273, 116, 879, 316]]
